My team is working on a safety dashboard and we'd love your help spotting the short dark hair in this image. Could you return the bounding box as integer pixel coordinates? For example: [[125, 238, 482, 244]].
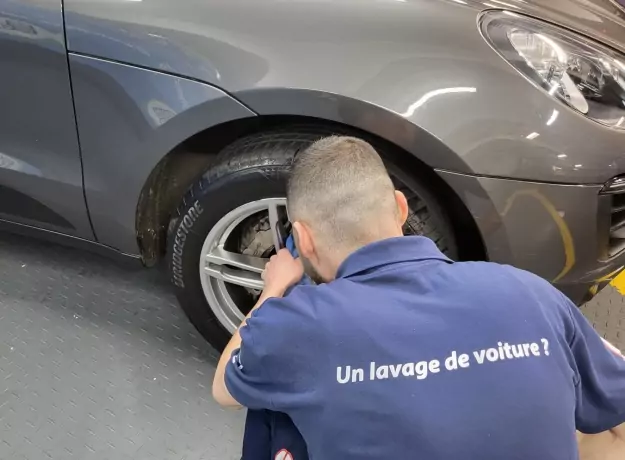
[[287, 136, 397, 250]]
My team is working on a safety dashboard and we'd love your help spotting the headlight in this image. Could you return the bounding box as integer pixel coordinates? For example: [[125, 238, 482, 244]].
[[480, 11, 625, 130]]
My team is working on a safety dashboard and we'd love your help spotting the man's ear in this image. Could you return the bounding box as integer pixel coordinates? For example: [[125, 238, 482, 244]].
[[395, 190, 409, 226], [292, 221, 315, 259]]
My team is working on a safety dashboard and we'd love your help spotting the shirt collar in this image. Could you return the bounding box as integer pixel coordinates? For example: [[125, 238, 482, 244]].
[[336, 236, 452, 279]]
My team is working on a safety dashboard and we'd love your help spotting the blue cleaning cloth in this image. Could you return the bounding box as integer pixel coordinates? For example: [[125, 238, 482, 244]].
[[285, 233, 298, 257], [285, 234, 313, 286]]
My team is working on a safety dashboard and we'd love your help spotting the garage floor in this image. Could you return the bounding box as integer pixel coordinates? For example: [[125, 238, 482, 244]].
[[0, 233, 623, 460]]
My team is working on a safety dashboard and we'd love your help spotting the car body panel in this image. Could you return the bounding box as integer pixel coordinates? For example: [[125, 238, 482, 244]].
[[437, 170, 602, 281], [64, 0, 625, 185], [438, 170, 625, 302], [0, 0, 93, 238], [69, 54, 256, 254]]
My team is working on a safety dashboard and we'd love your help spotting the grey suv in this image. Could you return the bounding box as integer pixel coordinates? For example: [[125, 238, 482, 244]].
[[2, 0, 625, 350]]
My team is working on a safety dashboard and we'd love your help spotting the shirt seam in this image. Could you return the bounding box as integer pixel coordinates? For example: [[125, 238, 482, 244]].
[[341, 258, 450, 279], [231, 312, 279, 411], [559, 292, 581, 387], [248, 310, 279, 411]]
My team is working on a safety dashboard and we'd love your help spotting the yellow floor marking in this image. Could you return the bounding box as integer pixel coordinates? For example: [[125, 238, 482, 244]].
[[610, 271, 625, 295]]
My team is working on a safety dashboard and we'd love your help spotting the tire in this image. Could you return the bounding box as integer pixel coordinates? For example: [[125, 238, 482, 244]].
[[167, 126, 457, 351]]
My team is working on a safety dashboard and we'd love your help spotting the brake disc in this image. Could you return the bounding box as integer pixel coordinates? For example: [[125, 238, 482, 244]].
[[238, 213, 275, 295]]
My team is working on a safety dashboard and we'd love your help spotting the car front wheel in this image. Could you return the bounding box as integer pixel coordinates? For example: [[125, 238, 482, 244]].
[[167, 126, 456, 351]]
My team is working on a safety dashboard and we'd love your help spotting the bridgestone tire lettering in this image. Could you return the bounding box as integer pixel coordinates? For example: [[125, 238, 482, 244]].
[[171, 201, 203, 288]]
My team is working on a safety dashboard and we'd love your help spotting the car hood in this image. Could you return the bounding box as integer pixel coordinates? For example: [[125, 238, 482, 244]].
[[496, 0, 625, 52]]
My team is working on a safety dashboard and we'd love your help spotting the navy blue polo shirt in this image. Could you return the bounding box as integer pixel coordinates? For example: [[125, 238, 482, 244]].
[[226, 236, 625, 460]]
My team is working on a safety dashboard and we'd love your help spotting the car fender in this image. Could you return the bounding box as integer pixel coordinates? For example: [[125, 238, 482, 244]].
[[234, 87, 471, 174], [69, 54, 257, 254]]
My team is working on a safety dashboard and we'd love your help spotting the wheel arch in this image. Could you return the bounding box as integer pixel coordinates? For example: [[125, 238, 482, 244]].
[[137, 91, 485, 265]]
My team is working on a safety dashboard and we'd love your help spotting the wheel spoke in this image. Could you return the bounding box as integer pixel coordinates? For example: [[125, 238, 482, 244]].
[[204, 265, 264, 290], [214, 280, 246, 323], [204, 246, 266, 289], [206, 246, 267, 273]]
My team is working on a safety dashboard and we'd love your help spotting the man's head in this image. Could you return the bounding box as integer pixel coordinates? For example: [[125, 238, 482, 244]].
[[287, 136, 409, 283]]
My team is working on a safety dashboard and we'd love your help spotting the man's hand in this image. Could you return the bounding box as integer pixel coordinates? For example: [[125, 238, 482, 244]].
[[262, 249, 304, 296]]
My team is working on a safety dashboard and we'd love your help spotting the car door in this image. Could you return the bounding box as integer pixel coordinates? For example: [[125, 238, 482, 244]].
[[0, 0, 93, 238]]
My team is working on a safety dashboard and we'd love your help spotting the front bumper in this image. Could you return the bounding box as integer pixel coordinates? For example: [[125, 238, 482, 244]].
[[438, 170, 625, 305]]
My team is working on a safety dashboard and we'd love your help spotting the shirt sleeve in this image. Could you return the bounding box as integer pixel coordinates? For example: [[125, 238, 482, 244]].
[[224, 290, 321, 411], [564, 297, 625, 433]]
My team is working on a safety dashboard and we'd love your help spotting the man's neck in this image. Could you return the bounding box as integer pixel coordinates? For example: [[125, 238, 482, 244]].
[[327, 232, 405, 280]]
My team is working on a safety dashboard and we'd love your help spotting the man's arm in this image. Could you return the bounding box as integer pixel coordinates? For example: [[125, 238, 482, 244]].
[[212, 286, 285, 408], [565, 300, 625, 434], [576, 336, 625, 459], [212, 249, 304, 408], [612, 422, 625, 442], [600, 338, 625, 443], [577, 427, 625, 460]]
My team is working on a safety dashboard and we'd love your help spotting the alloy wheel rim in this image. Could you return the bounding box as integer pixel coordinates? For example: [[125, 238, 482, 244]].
[[199, 198, 287, 333]]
